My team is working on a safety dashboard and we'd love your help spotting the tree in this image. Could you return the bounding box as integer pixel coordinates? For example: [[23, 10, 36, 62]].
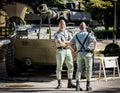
[[83, 0, 113, 30]]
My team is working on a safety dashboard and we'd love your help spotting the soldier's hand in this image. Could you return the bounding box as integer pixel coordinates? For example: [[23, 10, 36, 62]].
[[91, 49, 95, 53]]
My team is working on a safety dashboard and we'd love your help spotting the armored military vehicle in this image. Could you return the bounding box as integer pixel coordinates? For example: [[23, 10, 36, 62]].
[[2, 4, 78, 77], [50, 2, 92, 25], [25, 2, 92, 25], [1, 3, 92, 77]]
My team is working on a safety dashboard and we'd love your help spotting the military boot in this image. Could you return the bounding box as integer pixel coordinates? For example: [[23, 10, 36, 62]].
[[56, 80, 62, 89], [67, 79, 76, 88], [86, 81, 92, 91], [76, 80, 83, 91]]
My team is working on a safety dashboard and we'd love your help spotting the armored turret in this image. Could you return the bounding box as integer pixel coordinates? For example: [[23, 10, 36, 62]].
[[25, 4, 58, 23], [37, 4, 58, 18]]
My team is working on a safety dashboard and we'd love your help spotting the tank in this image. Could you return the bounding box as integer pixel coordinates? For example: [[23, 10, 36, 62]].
[[50, 2, 92, 25], [2, 4, 79, 77], [66, 2, 92, 24], [25, 2, 92, 25], [2, 3, 92, 77]]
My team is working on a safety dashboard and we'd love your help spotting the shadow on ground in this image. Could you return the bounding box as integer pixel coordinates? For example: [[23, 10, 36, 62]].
[[91, 88, 120, 93]]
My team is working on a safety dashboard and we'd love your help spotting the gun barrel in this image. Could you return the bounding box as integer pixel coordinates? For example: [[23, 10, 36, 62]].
[[37, 4, 58, 18]]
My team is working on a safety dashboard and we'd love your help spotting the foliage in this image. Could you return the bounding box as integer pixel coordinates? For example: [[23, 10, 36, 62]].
[[89, 0, 112, 9], [104, 43, 120, 57], [67, 0, 75, 2], [44, 0, 65, 6], [93, 29, 120, 40]]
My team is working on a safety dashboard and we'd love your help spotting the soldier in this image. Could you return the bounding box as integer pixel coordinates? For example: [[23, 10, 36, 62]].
[[70, 22, 96, 91], [54, 19, 75, 89]]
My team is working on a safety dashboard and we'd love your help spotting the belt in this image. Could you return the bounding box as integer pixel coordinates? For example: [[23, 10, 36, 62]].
[[78, 50, 92, 52], [57, 47, 69, 49]]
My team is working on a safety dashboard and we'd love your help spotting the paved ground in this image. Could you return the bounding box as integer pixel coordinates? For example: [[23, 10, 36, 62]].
[[0, 61, 120, 93]]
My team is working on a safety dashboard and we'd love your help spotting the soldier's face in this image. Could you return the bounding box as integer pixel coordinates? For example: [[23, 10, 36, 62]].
[[79, 25, 86, 30], [59, 22, 66, 31]]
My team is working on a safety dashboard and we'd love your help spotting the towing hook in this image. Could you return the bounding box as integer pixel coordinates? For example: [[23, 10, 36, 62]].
[[25, 58, 32, 66]]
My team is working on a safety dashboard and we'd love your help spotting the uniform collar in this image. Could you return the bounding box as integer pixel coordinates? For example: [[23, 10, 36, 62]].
[[59, 29, 67, 35]]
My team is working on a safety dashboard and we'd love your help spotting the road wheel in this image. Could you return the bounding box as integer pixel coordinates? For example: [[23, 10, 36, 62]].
[[6, 16, 24, 35], [5, 43, 22, 77]]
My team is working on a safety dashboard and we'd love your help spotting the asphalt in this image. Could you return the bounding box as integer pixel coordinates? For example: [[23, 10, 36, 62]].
[[0, 61, 120, 93]]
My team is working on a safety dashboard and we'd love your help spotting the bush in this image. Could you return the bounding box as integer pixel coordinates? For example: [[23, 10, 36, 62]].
[[93, 30, 120, 39], [103, 43, 120, 56]]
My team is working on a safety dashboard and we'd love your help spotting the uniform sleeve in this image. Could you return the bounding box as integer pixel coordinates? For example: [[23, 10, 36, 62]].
[[70, 35, 76, 44], [68, 31, 73, 40], [89, 33, 96, 42], [54, 33, 61, 43]]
